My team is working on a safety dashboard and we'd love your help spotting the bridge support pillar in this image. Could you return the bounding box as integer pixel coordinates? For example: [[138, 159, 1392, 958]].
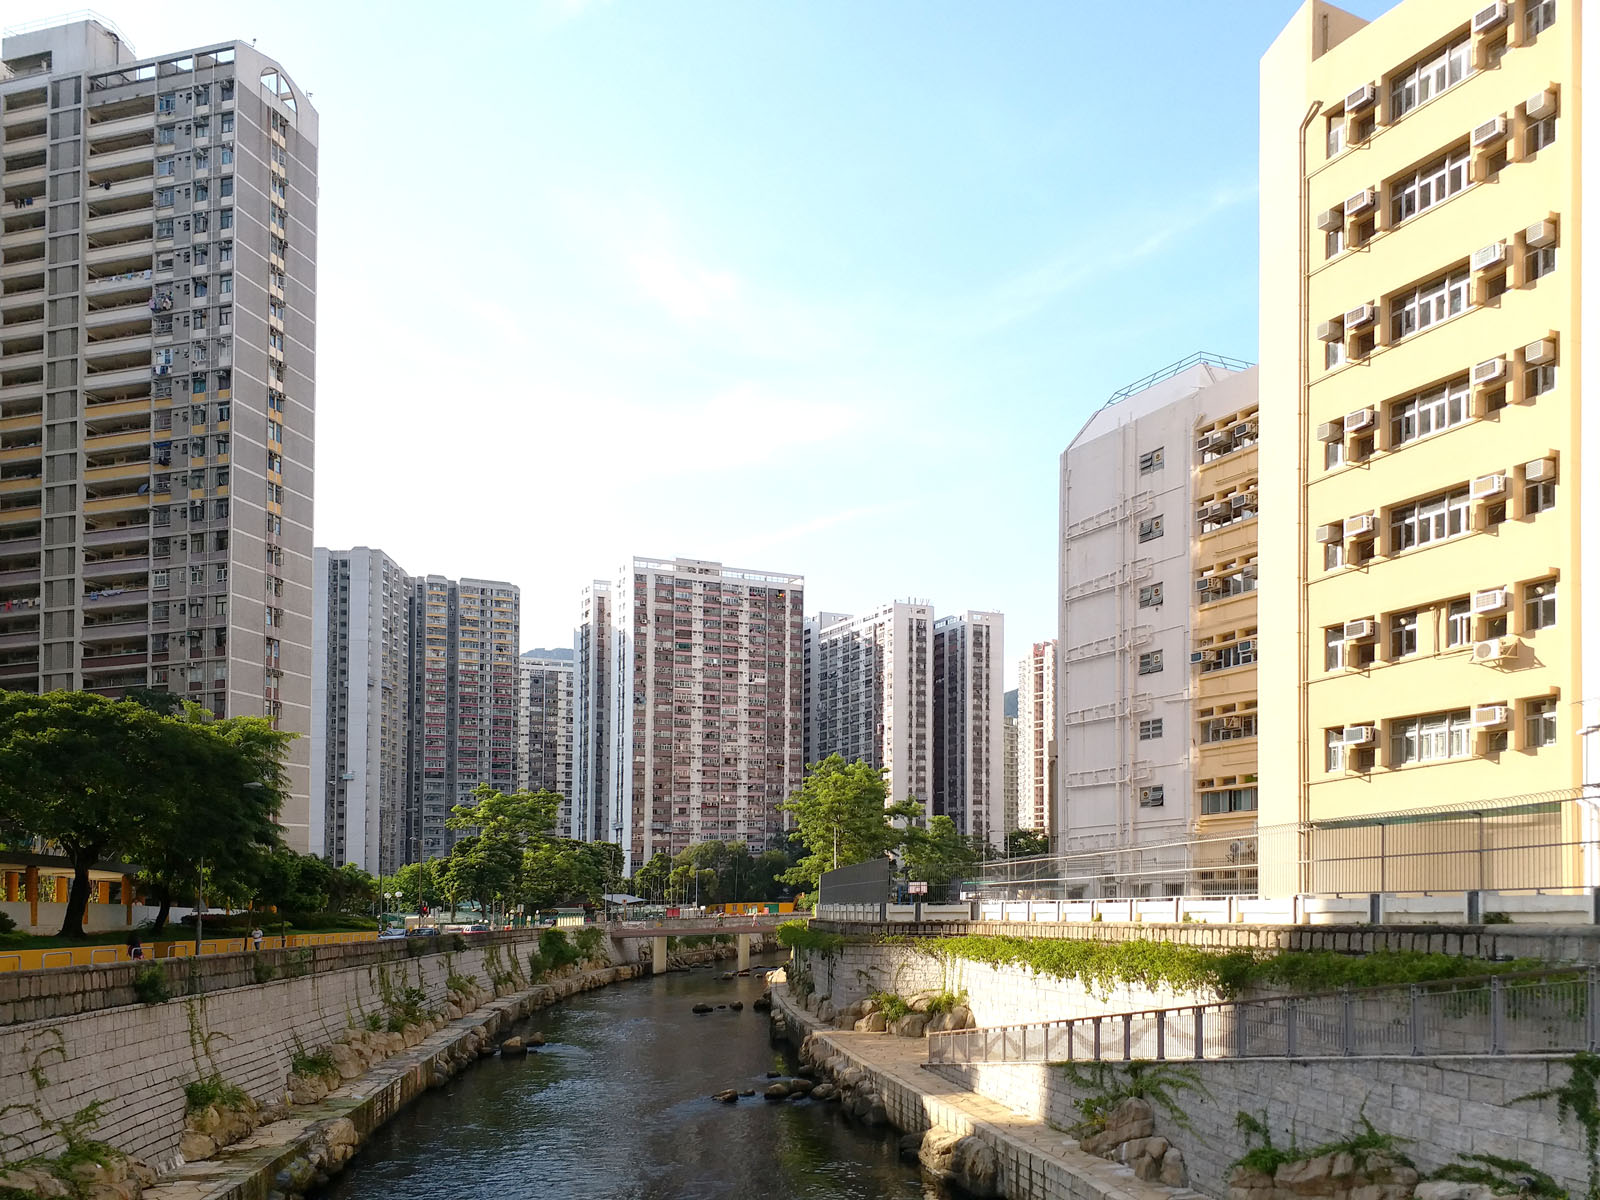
[[652, 935, 668, 976], [736, 932, 751, 973]]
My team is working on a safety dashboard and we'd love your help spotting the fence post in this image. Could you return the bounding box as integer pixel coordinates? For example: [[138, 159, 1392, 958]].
[[1066, 1019, 1075, 1062], [1156, 1010, 1166, 1061], [1123, 1013, 1132, 1060], [1237, 1002, 1248, 1057], [1409, 985, 1423, 1056], [1489, 976, 1504, 1054], [1285, 999, 1298, 1057], [1341, 989, 1355, 1056], [1093, 1017, 1102, 1061], [1193, 1006, 1204, 1061], [1588, 969, 1598, 1053]]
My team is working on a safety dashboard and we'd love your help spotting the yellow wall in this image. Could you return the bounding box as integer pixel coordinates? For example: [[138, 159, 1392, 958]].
[[1260, 0, 1583, 892]]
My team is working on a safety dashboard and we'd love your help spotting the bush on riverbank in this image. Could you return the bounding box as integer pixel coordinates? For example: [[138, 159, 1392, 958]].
[[776, 920, 844, 955]]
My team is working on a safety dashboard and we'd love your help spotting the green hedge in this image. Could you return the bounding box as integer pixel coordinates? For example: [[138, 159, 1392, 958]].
[[775, 920, 844, 955]]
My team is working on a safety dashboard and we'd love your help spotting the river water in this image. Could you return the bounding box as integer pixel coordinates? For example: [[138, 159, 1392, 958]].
[[317, 957, 955, 1200]]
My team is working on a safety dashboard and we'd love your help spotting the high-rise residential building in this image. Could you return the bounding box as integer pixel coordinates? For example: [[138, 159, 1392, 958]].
[[406, 576, 519, 861], [1259, 0, 1591, 894], [1058, 356, 1259, 893], [571, 580, 611, 844], [1015, 640, 1058, 835], [0, 20, 318, 847], [310, 548, 411, 874], [803, 602, 934, 809], [932, 611, 1005, 850], [1002, 705, 1019, 836], [517, 647, 574, 833], [583, 557, 805, 874]]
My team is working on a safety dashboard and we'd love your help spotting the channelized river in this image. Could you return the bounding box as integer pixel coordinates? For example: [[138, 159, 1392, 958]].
[[316, 957, 954, 1200]]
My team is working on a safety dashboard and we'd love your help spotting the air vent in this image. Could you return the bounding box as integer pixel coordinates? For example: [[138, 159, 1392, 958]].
[[1343, 304, 1376, 330], [1343, 619, 1376, 642], [1344, 188, 1376, 217], [1524, 338, 1556, 366], [1472, 704, 1510, 728], [1341, 725, 1375, 746], [1343, 513, 1376, 539], [1344, 407, 1375, 432], [1472, 2, 1508, 33], [1472, 242, 1506, 272], [1471, 357, 1506, 386], [1316, 207, 1345, 233], [1524, 456, 1556, 483], [1472, 637, 1518, 664], [1472, 588, 1508, 614], [1473, 115, 1509, 147], [1526, 89, 1557, 121], [1525, 219, 1556, 248], [1470, 473, 1506, 500], [1344, 83, 1377, 112]]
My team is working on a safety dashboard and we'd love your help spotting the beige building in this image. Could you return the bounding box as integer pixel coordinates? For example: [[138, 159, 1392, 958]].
[[517, 648, 574, 834], [0, 20, 317, 846], [1014, 640, 1058, 834], [933, 610, 1006, 850], [1259, 0, 1593, 893]]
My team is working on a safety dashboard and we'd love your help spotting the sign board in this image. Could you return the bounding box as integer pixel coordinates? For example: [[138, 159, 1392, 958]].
[[908, 881, 929, 895]]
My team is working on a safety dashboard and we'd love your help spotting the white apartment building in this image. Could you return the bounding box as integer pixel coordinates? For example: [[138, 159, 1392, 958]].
[[803, 602, 934, 808], [1057, 355, 1259, 891], [578, 557, 805, 874], [932, 611, 1005, 850], [1002, 710, 1019, 835], [310, 548, 410, 874], [0, 19, 318, 846], [1015, 640, 1057, 834], [406, 576, 519, 860], [517, 647, 574, 834], [571, 580, 611, 845]]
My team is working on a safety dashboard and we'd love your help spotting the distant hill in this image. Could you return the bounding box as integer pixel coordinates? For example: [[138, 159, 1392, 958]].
[[1004, 688, 1018, 719], [521, 647, 574, 662]]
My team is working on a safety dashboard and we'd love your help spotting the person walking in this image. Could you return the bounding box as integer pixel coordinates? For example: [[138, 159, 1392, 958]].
[[251, 926, 264, 951], [127, 932, 144, 961]]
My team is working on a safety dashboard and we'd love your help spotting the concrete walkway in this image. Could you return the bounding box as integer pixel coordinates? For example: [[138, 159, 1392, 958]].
[[775, 985, 1206, 1200]]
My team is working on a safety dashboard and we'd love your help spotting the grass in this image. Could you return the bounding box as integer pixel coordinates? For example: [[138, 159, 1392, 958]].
[[289, 1046, 338, 1081], [870, 990, 912, 1023], [775, 920, 844, 955], [183, 1075, 246, 1114]]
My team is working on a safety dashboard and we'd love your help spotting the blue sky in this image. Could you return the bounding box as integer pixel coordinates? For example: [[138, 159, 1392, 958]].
[[10, 0, 1395, 679]]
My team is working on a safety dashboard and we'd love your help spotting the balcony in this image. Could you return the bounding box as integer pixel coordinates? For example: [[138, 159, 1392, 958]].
[[82, 364, 151, 391], [83, 494, 145, 517], [83, 523, 149, 548], [82, 651, 149, 673], [86, 112, 153, 142], [83, 619, 150, 641], [83, 555, 149, 580], [0, 257, 45, 284], [83, 586, 148, 609], [85, 267, 154, 295], [0, 223, 45, 253], [86, 240, 155, 272]]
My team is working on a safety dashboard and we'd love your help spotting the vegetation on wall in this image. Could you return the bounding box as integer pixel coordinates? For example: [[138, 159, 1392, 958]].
[[1059, 1062, 1207, 1135], [775, 921, 844, 956]]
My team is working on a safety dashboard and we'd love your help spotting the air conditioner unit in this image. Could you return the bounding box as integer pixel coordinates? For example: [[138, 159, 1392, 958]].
[[1230, 493, 1254, 510], [1526, 89, 1557, 121], [1344, 304, 1376, 330], [1344, 406, 1375, 432], [1472, 356, 1506, 386], [1344, 188, 1376, 217], [1343, 513, 1376, 539], [1470, 473, 1506, 500], [1237, 640, 1254, 654], [1525, 219, 1557, 249], [1472, 704, 1510, 728], [1316, 320, 1344, 344], [1472, 636, 1518, 664], [1345, 82, 1377, 112], [1315, 523, 1343, 544], [1525, 338, 1556, 365], [1473, 115, 1509, 147], [1198, 431, 1225, 451], [1342, 725, 1376, 746], [1190, 650, 1216, 666], [1316, 207, 1344, 233], [1343, 619, 1376, 642], [1241, 563, 1257, 579], [1472, 2, 1508, 33], [1472, 241, 1506, 272], [1195, 576, 1222, 593], [1472, 587, 1509, 614], [1233, 420, 1258, 438], [1222, 716, 1243, 730], [1524, 456, 1557, 483], [1315, 420, 1343, 443]]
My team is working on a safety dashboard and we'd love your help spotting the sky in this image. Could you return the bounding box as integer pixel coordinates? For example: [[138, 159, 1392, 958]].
[[9, 0, 1397, 681]]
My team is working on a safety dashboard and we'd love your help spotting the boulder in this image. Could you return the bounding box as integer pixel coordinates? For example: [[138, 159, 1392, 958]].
[[1414, 1184, 1496, 1200], [764, 1083, 790, 1101], [329, 1043, 364, 1080], [816, 1000, 837, 1023], [528, 1031, 546, 1046], [1276, 1154, 1334, 1191], [949, 1006, 972, 1030], [1160, 1146, 1188, 1188], [899, 1131, 925, 1160], [854, 1012, 888, 1033], [918, 1126, 1000, 1197], [179, 1131, 216, 1162], [786, 1078, 815, 1095], [0, 1166, 72, 1198], [500, 1037, 526, 1055], [287, 1073, 329, 1106], [1080, 1096, 1155, 1157], [713, 1090, 739, 1104], [730, 1001, 744, 1011], [739, 1089, 755, 1097], [810, 1083, 837, 1102], [889, 1013, 929, 1038], [752, 994, 773, 1012], [692, 1003, 714, 1015]]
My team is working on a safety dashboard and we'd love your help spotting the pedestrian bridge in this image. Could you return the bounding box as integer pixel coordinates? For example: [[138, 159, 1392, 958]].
[[603, 914, 788, 975]]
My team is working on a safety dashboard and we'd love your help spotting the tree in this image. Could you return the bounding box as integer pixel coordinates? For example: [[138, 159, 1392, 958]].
[[631, 851, 672, 901], [445, 784, 559, 850], [1006, 829, 1051, 859], [522, 838, 617, 911], [437, 834, 521, 918], [903, 814, 980, 901], [383, 861, 444, 913], [778, 755, 920, 892], [0, 692, 177, 937]]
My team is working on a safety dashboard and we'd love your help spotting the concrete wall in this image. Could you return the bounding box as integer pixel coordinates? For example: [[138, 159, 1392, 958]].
[[0, 936, 558, 1170], [936, 1054, 1588, 1200]]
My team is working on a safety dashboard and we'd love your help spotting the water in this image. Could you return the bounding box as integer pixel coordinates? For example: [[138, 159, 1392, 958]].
[[317, 958, 953, 1200]]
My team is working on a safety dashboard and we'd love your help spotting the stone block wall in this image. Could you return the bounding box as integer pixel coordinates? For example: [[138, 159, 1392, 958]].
[[936, 1054, 1589, 1199], [0, 938, 551, 1171]]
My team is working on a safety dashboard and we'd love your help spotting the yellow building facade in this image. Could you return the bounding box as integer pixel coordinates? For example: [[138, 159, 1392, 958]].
[[1259, 0, 1591, 894]]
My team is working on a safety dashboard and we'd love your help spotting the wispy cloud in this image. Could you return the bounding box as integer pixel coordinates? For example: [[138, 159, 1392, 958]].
[[628, 246, 740, 323]]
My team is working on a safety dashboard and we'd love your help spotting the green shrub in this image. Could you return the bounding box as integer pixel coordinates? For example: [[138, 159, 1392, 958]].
[[1232, 1110, 1411, 1175], [775, 920, 844, 955], [527, 950, 545, 980], [252, 960, 277, 984], [446, 972, 477, 994], [924, 988, 968, 1016], [573, 926, 605, 958], [1482, 911, 1513, 925], [290, 1045, 338, 1080], [363, 1011, 384, 1032], [183, 1075, 245, 1114], [870, 991, 912, 1023], [0, 910, 15, 934], [540, 928, 582, 969], [1432, 1155, 1564, 1199], [1062, 1061, 1207, 1134], [132, 964, 170, 1005]]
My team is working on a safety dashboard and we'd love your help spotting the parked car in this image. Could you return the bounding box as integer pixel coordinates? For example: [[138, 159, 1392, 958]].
[[467, 923, 489, 933], [406, 926, 441, 938], [377, 928, 408, 940]]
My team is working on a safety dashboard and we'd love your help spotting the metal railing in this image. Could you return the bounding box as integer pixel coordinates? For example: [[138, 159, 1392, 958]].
[[926, 967, 1598, 1065]]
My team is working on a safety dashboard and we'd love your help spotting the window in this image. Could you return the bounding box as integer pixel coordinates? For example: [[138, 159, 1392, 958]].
[[1325, 226, 1345, 258], [1391, 270, 1470, 341], [1324, 541, 1345, 571], [1389, 378, 1470, 447], [1199, 640, 1256, 673], [1138, 583, 1163, 609], [1525, 698, 1557, 747], [1138, 516, 1163, 543], [1325, 437, 1345, 470], [1526, 247, 1556, 283], [1138, 719, 1163, 741], [221, 112, 235, 134], [220, 145, 234, 166], [1528, 1, 1556, 35], [1390, 148, 1469, 225], [1446, 598, 1472, 647], [152, 570, 169, 589], [1325, 340, 1346, 370], [1138, 651, 1163, 676], [1389, 37, 1471, 121], [156, 157, 175, 177], [1324, 626, 1346, 671], [1390, 610, 1418, 659], [1326, 116, 1345, 158], [220, 274, 233, 294], [220, 177, 233, 198], [1526, 363, 1556, 399], [1201, 713, 1258, 743], [1139, 447, 1164, 473], [1389, 709, 1472, 766], [215, 564, 229, 583], [1528, 116, 1557, 153], [1325, 729, 1346, 773], [1526, 478, 1555, 515], [1390, 487, 1470, 553], [189, 566, 204, 585], [1201, 787, 1258, 815], [1525, 579, 1557, 631]]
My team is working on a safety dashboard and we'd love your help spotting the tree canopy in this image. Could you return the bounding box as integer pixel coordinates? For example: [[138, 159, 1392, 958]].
[[778, 755, 920, 891]]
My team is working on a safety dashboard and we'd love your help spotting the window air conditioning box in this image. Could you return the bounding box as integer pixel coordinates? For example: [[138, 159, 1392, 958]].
[[1315, 523, 1342, 544], [1526, 89, 1557, 121], [1344, 188, 1376, 217], [1343, 513, 1376, 539], [1472, 2, 1508, 33], [1471, 704, 1509, 728], [1233, 420, 1258, 438], [1195, 576, 1222, 593], [1470, 473, 1506, 500], [1343, 304, 1376, 330], [1472, 588, 1508, 614], [1471, 356, 1506, 386], [1525, 219, 1556, 248], [1230, 493, 1254, 510], [1317, 207, 1344, 233], [1317, 320, 1344, 343], [1472, 637, 1518, 664], [1524, 456, 1556, 482], [1471, 242, 1506, 272], [1343, 619, 1376, 641], [1524, 338, 1556, 365], [1345, 83, 1377, 112], [1316, 420, 1344, 442], [1472, 115, 1508, 147], [1344, 406, 1375, 432], [1189, 650, 1215, 666], [1342, 725, 1376, 746]]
